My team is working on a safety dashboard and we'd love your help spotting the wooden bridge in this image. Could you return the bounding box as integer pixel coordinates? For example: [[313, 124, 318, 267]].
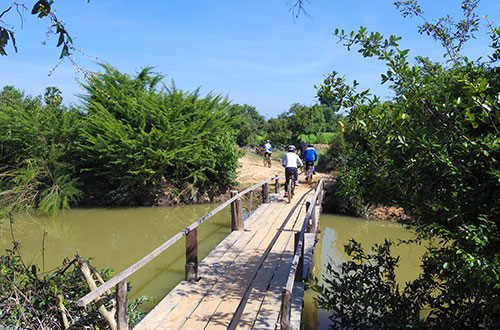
[[78, 176, 325, 330]]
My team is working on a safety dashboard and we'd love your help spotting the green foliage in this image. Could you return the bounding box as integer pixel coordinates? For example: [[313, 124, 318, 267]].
[[0, 241, 145, 329], [0, 1, 89, 58], [285, 103, 326, 142], [0, 86, 82, 219], [75, 64, 242, 205], [263, 103, 342, 147], [313, 239, 423, 330], [230, 104, 265, 146], [316, 1, 500, 327], [264, 116, 291, 147]]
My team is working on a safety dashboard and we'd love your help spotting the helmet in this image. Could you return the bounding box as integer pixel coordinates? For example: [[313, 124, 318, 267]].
[[266, 140, 270, 143], [301, 139, 306, 143], [288, 145, 296, 152], [308, 144, 314, 148]]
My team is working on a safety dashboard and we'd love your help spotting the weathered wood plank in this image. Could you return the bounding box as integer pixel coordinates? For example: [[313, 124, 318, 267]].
[[231, 192, 312, 330], [179, 198, 300, 329], [251, 207, 308, 330], [153, 198, 291, 330], [302, 233, 316, 281], [134, 186, 319, 330]]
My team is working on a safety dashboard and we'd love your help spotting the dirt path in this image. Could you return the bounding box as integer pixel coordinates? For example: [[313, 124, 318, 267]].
[[236, 153, 331, 184]]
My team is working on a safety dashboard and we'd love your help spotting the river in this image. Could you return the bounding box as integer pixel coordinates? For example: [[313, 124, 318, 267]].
[[0, 206, 424, 329]]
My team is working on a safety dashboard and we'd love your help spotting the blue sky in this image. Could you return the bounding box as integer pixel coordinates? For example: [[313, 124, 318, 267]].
[[1, 0, 499, 118]]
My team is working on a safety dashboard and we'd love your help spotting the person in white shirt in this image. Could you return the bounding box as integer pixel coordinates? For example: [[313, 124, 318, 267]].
[[281, 145, 303, 197], [263, 140, 273, 167]]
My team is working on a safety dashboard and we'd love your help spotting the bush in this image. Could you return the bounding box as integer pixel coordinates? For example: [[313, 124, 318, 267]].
[[75, 65, 242, 206], [0, 236, 146, 329]]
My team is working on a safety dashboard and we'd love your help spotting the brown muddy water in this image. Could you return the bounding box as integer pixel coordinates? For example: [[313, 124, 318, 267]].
[[0, 207, 424, 328]]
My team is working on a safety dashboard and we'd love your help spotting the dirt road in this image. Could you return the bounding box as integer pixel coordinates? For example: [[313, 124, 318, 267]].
[[236, 153, 330, 184]]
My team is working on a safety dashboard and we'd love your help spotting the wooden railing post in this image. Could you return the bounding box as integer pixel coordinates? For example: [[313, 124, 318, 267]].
[[185, 228, 198, 281], [293, 232, 303, 282], [262, 183, 269, 203], [305, 201, 313, 233], [274, 175, 279, 194], [231, 190, 244, 231], [116, 280, 128, 330], [248, 191, 253, 216], [280, 289, 292, 330]]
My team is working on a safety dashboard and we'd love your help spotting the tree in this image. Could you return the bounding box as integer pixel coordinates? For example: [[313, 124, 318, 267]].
[[286, 103, 325, 142], [1, 1, 88, 58], [0, 85, 82, 219], [314, 0, 500, 328], [75, 64, 242, 206], [230, 103, 265, 146]]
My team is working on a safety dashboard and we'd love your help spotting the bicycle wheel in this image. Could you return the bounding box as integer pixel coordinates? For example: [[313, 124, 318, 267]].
[[287, 179, 292, 203]]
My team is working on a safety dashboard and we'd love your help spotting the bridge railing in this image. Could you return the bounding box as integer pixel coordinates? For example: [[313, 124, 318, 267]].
[[280, 178, 324, 329], [77, 175, 283, 330]]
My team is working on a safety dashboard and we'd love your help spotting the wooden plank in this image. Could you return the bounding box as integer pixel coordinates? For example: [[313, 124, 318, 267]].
[[182, 188, 311, 329], [231, 192, 311, 330], [179, 199, 299, 329], [290, 282, 305, 330], [302, 233, 316, 281], [133, 229, 254, 330], [251, 194, 311, 329], [233, 233, 295, 330], [80, 177, 281, 307], [156, 199, 291, 329], [135, 187, 316, 330], [134, 203, 276, 330]]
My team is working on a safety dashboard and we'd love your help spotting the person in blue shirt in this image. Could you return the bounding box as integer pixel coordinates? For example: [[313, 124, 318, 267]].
[[302, 144, 318, 181]]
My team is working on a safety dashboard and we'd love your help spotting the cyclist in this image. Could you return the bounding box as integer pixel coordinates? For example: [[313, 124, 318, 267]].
[[299, 139, 308, 159], [281, 145, 303, 197], [263, 140, 272, 167], [302, 144, 318, 181]]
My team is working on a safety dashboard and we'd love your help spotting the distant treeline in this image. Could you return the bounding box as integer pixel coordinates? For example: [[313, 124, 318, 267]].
[[0, 63, 343, 216]]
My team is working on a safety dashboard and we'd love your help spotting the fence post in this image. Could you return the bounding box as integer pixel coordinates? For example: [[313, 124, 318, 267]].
[[231, 190, 244, 231], [116, 280, 129, 330], [280, 289, 292, 330], [185, 228, 198, 281], [274, 175, 279, 194], [248, 191, 253, 216], [293, 232, 304, 282], [262, 183, 269, 203], [305, 201, 313, 233]]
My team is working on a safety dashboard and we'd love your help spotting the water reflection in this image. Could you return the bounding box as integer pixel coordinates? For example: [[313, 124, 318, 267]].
[[302, 214, 426, 330], [0, 204, 232, 306]]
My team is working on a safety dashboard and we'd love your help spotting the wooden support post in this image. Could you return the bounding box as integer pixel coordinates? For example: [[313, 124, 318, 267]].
[[248, 191, 253, 216], [293, 232, 303, 282], [185, 228, 198, 281], [274, 175, 279, 193], [280, 289, 292, 330], [262, 183, 269, 203], [231, 190, 244, 231], [305, 201, 313, 233], [116, 280, 128, 330]]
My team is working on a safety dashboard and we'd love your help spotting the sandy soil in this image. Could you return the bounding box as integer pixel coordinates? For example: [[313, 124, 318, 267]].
[[236, 153, 331, 184]]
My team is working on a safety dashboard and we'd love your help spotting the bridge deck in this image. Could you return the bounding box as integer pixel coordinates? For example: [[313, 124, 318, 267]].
[[134, 186, 315, 330]]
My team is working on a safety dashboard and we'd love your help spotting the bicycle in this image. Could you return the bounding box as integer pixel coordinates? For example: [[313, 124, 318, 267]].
[[286, 175, 296, 203], [263, 152, 272, 168], [305, 161, 314, 182]]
